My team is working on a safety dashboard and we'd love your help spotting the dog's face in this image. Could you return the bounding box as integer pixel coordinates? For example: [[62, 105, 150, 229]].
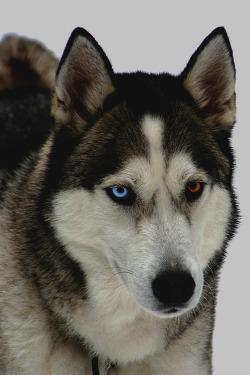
[[51, 28, 236, 317]]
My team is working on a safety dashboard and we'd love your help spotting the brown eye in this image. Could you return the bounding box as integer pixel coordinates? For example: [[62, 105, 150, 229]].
[[187, 181, 201, 193], [185, 181, 204, 201]]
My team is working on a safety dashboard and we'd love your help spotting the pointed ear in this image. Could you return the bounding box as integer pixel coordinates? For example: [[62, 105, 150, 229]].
[[52, 28, 115, 133], [183, 27, 236, 131]]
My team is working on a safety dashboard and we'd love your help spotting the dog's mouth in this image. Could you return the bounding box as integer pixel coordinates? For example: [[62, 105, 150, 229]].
[[150, 303, 193, 318], [168, 307, 178, 313]]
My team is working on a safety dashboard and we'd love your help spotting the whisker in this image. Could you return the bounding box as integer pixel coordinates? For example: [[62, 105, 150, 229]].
[[108, 268, 136, 283]]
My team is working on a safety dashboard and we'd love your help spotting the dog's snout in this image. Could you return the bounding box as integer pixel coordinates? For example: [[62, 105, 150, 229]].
[[152, 270, 195, 308]]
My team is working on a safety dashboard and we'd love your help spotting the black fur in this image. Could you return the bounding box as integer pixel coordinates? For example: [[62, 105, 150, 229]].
[[0, 88, 52, 172]]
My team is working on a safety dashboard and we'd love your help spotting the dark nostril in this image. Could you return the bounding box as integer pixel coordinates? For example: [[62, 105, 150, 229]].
[[152, 270, 195, 307]]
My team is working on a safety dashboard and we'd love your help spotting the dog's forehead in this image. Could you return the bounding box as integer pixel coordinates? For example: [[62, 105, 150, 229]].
[[118, 111, 228, 185], [101, 114, 202, 189], [78, 104, 228, 190], [120, 115, 201, 183]]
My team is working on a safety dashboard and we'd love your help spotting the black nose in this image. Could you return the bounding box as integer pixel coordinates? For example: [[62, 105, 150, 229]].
[[152, 270, 195, 307]]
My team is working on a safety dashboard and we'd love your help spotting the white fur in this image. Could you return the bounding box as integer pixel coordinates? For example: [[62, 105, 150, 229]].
[[111, 311, 212, 375]]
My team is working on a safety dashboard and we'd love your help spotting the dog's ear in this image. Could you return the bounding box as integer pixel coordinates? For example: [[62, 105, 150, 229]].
[[52, 28, 115, 133], [183, 27, 236, 131]]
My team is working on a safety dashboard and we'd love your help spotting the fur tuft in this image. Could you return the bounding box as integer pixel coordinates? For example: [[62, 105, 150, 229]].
[[0, 34, 58, 91]]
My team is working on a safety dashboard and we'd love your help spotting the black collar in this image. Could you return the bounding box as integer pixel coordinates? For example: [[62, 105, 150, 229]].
[[92, 357, 100, 375], [92, 356, 115, 375]]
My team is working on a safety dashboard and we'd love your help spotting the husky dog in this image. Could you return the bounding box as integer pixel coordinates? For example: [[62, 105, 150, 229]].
[[0, 27, 238, 375]]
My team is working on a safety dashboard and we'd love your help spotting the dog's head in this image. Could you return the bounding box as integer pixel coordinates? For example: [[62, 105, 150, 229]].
[[50, 28, 236, 317]]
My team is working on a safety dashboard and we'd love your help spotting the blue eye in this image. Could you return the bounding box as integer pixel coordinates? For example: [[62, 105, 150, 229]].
[[112, 187, 129, 198], [106, 186, 135, 205]]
